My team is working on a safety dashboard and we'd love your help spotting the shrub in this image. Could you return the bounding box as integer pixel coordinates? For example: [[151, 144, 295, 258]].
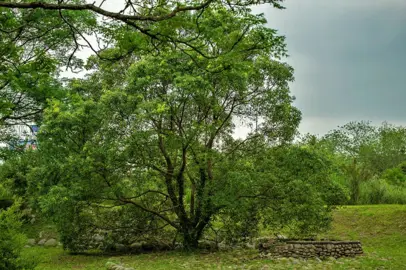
[[382, 164, 406, 186], [39, 186, 175, 252], [0, 203, 36, 270]]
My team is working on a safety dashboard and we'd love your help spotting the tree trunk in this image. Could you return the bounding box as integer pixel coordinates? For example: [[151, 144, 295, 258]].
[[180, 219, 210, 251], [182, 229, 199, 250]]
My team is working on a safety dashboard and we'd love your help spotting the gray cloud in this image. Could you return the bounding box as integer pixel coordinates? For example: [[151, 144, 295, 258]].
[[254, 0, 406, 134]]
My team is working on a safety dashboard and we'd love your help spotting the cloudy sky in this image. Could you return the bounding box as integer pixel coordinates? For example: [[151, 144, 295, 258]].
[[252, 0, 406, 135]]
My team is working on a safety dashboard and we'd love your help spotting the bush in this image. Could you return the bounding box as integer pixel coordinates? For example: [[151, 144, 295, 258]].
[[39, 186, 176, 252], [0, 203, 36, 270], [382, 166, 406, 186]]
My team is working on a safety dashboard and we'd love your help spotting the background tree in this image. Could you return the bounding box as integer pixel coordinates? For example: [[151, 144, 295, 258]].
[[316, 121, 406, 204]]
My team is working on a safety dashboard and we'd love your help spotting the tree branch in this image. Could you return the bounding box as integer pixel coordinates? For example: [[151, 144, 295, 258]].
[[119, 198, 180, 229], [0, 0, 215, 22]]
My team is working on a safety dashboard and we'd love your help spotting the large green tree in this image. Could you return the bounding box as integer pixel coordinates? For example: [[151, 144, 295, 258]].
[[30, 7, 347, 250], [1, 0, 346, 250]]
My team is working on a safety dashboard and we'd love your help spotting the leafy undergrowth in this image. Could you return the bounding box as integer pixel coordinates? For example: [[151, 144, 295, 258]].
[[24, 205, 406, 269]]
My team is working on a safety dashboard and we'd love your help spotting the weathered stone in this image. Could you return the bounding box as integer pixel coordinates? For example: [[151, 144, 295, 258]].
[[37, 239, 46, 246], [44, 239, 58, 247], [276, 234, 287, 240], [93, 234, 104, 242], [105, 261, 134, 270], [129, 242, 143, 252], [114, 243, 128, 252], [27, 239, 36, 246]]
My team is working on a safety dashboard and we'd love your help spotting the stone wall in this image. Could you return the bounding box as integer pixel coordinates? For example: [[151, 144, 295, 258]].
[[260, 240, 363, 259]]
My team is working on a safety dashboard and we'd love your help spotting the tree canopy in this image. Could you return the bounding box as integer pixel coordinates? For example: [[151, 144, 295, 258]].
[[0, 0, 349, 251]]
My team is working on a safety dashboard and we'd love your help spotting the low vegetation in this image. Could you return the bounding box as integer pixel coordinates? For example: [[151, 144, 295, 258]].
[[21, 205, 406, 269]]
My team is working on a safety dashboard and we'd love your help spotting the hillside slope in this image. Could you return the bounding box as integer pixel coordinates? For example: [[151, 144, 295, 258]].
[[323, 205, 406, 269]]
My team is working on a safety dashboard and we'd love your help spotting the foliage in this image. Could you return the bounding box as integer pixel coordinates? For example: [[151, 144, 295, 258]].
[[39, 186, 175, 252], [255, 146, 347, 237], [381, 162, 406, 186], [0, 203, 36, 270], [0, 151, 39, 198], [0, 0, 360, 252], [0, 4, 91, 131], [21, 5, 349, 250], [317, 121, 406, 204], [0, 0, 287, 136], [323, 121, 406, 173]]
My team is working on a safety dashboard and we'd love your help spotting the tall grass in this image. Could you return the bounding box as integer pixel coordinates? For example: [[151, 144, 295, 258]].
[[359, 179, 406, 204]]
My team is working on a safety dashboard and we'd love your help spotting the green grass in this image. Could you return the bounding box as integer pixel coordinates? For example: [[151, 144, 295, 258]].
[[24, 205, 406, 269]]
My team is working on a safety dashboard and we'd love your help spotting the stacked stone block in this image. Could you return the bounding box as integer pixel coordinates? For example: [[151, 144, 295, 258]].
[[260, 240, 363, 259]]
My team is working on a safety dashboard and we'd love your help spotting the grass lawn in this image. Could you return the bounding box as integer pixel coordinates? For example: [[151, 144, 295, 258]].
[[23, 205, 406, 269]]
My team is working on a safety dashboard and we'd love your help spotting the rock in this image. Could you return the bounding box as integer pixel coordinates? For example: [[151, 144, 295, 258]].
[[254, 237, 272, 249], [276, 234, 287, 240], [129, 242, 143, 252], [44, 239, 58, 247], [198, 240, 217, 250], [105, 261, 134, 270], [173, 242, 183, 250], [27, 239, 36, 246], [37, 239, 46, 246], [93, 234, 105, 242], [114, 243, 128, 253]]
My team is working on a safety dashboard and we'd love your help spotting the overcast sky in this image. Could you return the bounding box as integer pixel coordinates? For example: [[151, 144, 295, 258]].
[[252, 0, 406, 135]]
